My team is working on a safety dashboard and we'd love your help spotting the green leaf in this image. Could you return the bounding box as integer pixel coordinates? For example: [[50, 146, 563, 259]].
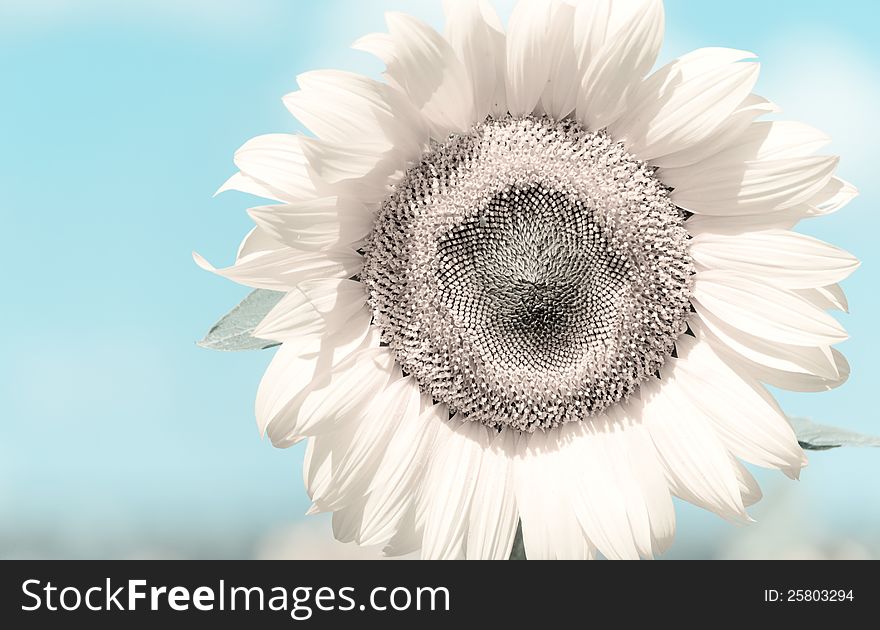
[[198, 289, 285, 352], [790, 417, 880, 451]]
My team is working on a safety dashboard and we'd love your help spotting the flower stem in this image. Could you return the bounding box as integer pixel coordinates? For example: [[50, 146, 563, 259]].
[[508, 521, 527, 560]]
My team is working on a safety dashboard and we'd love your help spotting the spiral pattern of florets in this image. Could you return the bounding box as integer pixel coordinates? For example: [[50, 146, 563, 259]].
[[362, 116, 693, 431]]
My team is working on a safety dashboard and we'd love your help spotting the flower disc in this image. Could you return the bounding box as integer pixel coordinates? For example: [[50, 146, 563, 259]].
[[363, 117, 694, 430]]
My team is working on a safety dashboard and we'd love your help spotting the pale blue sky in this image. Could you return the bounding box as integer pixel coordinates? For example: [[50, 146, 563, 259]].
[[1, 0, 878, 558]]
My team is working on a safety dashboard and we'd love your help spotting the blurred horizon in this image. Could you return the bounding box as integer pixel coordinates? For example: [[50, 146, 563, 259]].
[[1, 0, 878, 559]]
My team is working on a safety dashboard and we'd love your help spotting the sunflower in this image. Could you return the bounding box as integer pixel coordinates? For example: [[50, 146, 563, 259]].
[[196, 0, 859, 559]]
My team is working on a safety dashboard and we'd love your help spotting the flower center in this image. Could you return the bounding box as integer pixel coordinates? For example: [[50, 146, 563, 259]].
[[362, 117, 693, 431]]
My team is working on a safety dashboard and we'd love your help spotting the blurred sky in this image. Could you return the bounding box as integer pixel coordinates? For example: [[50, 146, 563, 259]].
[[1, 0, 878, 559]]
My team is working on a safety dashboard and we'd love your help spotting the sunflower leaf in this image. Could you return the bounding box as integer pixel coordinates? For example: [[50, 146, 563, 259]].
[[790, 417, 880, 451], [198, 289, 285, 352]]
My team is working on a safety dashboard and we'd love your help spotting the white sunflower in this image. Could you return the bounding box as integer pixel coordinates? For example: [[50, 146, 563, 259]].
[[196, 0, 859, 559]]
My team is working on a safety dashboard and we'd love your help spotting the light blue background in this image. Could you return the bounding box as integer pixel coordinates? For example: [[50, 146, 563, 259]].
[[1, 0, 877, 559]]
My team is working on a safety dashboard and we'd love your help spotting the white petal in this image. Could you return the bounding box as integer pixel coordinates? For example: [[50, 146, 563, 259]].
[[382, 512, 421, 558], [693, 271, 848, 347], [665, 124, 822, 194], [797, 284, 849, 313], [257, 342, 320, 440], [805, 177, 859, 218], [685, 178, 857, 234], [284, 69, 428, 158], [673, 155, 839, 217], [505, 0, 555, 117], [672, 332, 807, 474], [684, 121, 828, 176], [639, 377, 750, 522], [253, 289, 325, 343], [503, 0, 585, 119], [515, 427, 595, 560], [192, 245, 362, 292], [352, 32, 396, 65], [255, 323, 375, 438], [577, 0, 665, 131], [734, 461, 762, 507], [685, 206, 804, 235], [696, 305, 840, 379], [233, 134, 319, 202], [248, 197, 372, 252], [613, 48, 759, 160], [381, 404, 452, 557], [540, 1, 580, 118], [303, 435, 335, 504], [358, 404, 447, 546], [660, 121, 831, 188], [355, 13, 475, 138], [572, 0, 655, 68], [298, 138, 396, 186], [737, 121, 831, 161], [572, 0, 612, 71], [283, 86, 385, 152], [511, 431, 555, 560], [235, 225, 281, 260], [605, 405, 677, 555], [332, 504, 367, 543], [254, 279, 368, 342], [421, 419, 487, 560], [215, 171, 284, 202], [563, 423, 640, 560], [729, 347, 850, 393], [443, 0, 507, 119], [690, 230, 860, 290], [265, 346, 399, 447], [314, 376, 423, 512], [466, 429, 519, 560], [649, 94, 779, 169], [565, 417, 674, 559]]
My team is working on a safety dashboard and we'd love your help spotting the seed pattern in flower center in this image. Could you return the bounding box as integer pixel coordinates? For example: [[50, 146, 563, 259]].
[[362, 117, 694, 431]]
